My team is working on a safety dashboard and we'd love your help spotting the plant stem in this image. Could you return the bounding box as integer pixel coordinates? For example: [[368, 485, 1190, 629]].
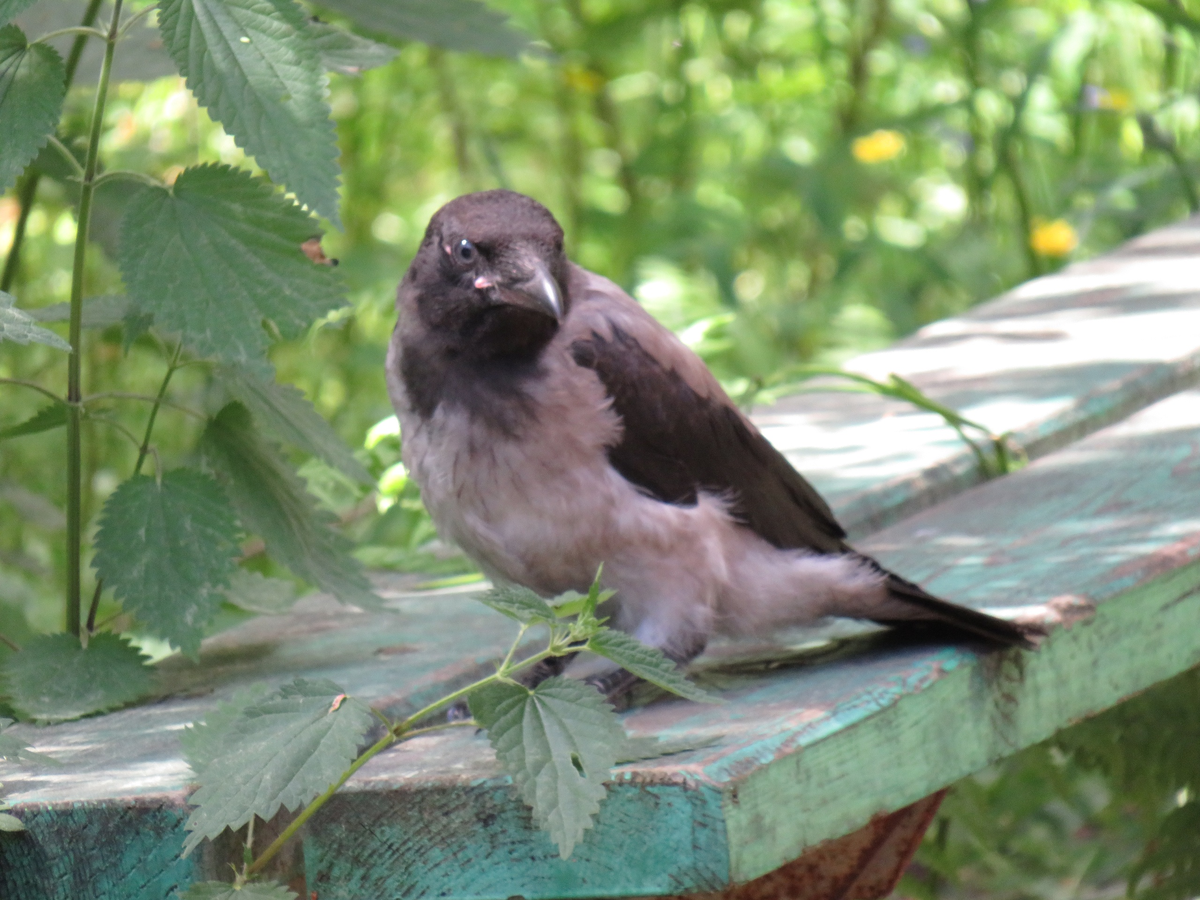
[[245, 641, 555, 876], [0, 633, 21, 653], [0, 0, 104, 293], [134, 343, 182, 476], [65, 0, 124, 637], [0, 378, 66, 404]]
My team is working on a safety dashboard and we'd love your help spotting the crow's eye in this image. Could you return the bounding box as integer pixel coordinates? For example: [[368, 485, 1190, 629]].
[[455, 239, 476, 263]]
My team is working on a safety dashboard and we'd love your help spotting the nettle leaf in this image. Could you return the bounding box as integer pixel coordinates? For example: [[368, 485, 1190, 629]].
[[181, 682, 274, 776], [0, 0, 41, 28], [315, 0, 532, 58], [0, 717, 59, 765], [0, 402, 66, 441], [221, 568, 298, 616], [0, 291, 71, 351], [216, 363, 371, 484], [587, 628, 718, 705], [3, 633, 151, 722], [201, 403, 381, 609], [470, 676, 625, 859], [478, 584, 555, 625], [157, 0, 340, 223], [118, 164, 345, 367], [92, 469, 241, 657], [308, 19, 397, 75], [182, 678, 374, 856], [0, 24, 65, 193], [181, 879, 298, 900]]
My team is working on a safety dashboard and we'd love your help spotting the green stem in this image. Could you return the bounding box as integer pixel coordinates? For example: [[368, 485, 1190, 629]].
[[134, 343, 182, 476], [0, 378, 66, 404], [0, 0, 104, 293], [45, 136, 84, 179], [65, 0, 124, 637], [91, 169, 164, 190], [246, 641, 556, 876], [35, 26, 108, 43]]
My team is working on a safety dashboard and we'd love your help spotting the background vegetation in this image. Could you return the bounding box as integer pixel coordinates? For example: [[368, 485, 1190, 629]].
[[2, 0, 1199, 894]]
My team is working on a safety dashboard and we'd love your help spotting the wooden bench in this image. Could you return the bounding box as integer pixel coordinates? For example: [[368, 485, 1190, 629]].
[[3, 217, 1200, 899]]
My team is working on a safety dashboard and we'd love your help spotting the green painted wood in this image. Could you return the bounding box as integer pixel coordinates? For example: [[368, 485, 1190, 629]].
[[0, 381, 1174, 900], [763, 214, 1200, 536]]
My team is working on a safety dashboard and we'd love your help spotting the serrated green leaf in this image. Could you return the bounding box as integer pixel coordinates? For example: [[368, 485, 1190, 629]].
[[181, 879, 298, 900], [221, 569, 298, 615], [0, 0, 40, 28], [181, 682, 274, 776], [0, 24, 64, 193], [92, 470, 241, 657], [157, 0, 340, 223], [0, 811, 23, 831], [477, 584, 555, 624], [0, 402, 65, 441], [0, 717, 58, 765], [2, 633, 151, 722], [470, 676, 624, 859], [586, 628, 718, 704], [118, 165, 345, 366], [216, 363, 371, 484], [182, 678, 373, 856], [315, 0, 532, 58], [29, 294, 131, 328], [308, 18, 397, 74], [201, 402, 382, 609], [0, 291, 70, 351]]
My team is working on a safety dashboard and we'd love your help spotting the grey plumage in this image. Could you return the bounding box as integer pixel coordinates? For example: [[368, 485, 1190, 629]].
[[387, 190, 1035, 693]]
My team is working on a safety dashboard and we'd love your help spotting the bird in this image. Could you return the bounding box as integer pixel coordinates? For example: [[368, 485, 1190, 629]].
[[386, 189, 1038, 698]]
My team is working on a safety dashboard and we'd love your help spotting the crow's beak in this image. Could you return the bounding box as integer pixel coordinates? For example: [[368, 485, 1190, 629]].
[[494, 257, 563, 322]]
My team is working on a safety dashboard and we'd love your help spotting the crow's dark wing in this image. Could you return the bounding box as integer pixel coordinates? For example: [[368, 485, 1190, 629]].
[[569, 323, 849, 555]]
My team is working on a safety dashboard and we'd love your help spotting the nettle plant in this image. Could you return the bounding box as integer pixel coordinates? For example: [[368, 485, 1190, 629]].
[[0, 0, 716, 890]]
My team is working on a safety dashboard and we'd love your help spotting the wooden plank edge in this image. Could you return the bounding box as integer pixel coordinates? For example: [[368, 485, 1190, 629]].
[[840, 350, 1200, 539], [722, 558, 1200, 882]]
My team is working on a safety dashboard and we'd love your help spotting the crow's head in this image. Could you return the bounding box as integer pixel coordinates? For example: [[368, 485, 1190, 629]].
[[402, 190, 568, 358]]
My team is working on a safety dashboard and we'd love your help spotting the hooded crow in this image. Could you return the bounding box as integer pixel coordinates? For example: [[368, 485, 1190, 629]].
[[387, 190, 1037, 696]]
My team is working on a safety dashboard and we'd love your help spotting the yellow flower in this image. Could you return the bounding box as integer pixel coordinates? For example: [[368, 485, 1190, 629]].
[[851, 129, 906, 164], [1099, 88, 1133, 112], [1030, 219, 1078, 257]]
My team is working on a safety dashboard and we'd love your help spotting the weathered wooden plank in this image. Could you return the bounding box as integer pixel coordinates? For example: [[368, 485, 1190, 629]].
[[6, 384, 1196, 898], [764, 214, 1200, 535]]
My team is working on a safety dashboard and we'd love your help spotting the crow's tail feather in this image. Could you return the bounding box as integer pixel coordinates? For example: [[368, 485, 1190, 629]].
[[876, 568, 1042, 649]]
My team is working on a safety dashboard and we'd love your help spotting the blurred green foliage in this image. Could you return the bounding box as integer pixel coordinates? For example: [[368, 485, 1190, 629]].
[[2, 0, 1200, 890]]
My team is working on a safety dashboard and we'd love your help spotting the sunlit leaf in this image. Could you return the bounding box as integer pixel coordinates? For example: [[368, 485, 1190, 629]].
[[182, 678, 373, 856], [0, 291, 70, 351], [201, 403, 381, 609], [118, 165, 345, 367], [92, 469, 241, 657], [587, 628, 718, 704], [470, 676, 624, 859], [216, 363, 372, 484], [157, 0, 341, 223], [2, 633, 151, 722], [0, 812, 23, 831], [0, 24, 65, 193], [315, 0, 532, 57], [477, 584, 554, 624]]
